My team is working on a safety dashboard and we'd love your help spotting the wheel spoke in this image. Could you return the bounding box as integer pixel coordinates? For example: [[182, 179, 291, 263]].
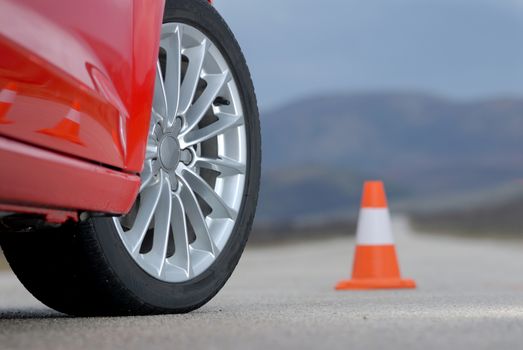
[[180, 166, 237, 219], [152, 60, 168, 118], [146, 173, 173, 276], [125, 176, 163, 254], [178, 175, 217, 255], [195, 156, 246, 176], [166, 193, 191, 275], [184, 71, 229, 132], [178, 39, 208, 115], [161, 24, 182, 126], [140, 159, 155, 191], [181, 112, 243, 148]]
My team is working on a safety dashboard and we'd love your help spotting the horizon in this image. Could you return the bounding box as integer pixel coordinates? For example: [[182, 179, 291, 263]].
[[260, 89, 523, 112]]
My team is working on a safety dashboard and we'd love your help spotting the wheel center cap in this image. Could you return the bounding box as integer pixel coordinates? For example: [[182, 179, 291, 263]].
[[159, 135, 180, 170]]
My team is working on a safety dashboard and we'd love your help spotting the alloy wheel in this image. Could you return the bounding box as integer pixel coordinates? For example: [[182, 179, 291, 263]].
[[113, 22, 247, 283]]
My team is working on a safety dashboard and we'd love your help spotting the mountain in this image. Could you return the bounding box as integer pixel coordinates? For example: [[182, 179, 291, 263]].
[[410, 183, 523, 236], [257, 92, 523, 222]]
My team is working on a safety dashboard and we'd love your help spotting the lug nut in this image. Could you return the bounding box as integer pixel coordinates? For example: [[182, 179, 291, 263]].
[[173, 117, 182, 136], [180, 149, 193, 165]]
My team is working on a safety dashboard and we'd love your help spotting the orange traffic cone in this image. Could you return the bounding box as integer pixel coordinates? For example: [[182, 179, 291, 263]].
[[39, 101, 84, 145], [0, 82, 17, 124], [335, 181, 416, 290]]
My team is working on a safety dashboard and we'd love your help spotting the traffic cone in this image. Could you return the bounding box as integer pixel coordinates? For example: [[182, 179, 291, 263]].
[[39, 101, 84, 145], [335, 181, 416, 290], [0, 82, 17, 124]]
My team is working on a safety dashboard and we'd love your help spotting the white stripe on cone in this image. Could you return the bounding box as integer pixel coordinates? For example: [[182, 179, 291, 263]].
[[355, 208, 394, 245]]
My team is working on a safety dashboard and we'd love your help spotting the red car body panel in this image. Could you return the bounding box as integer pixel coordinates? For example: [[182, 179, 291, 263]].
[[0, 137, 140, 216], [0, 0, 166, 220]]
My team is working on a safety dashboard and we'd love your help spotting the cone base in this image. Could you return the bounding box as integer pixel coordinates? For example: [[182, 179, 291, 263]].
[[335, 278, 416, 290]]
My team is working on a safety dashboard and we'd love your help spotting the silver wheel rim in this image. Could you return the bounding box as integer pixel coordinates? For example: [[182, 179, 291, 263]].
[[113, 22, 247, 283]]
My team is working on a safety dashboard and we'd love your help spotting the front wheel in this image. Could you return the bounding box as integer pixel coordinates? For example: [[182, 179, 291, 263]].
[[0, 0, 260, 316]]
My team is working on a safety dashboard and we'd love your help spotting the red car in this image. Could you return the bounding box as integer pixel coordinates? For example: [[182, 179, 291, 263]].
[[0, 0, 260, 315]]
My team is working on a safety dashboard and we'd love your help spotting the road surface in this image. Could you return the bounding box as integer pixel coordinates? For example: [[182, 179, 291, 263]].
[[0, 218, 522, 349]]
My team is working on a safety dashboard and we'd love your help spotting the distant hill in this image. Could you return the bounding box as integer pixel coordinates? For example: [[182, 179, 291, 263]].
[[410, 184, 523, 236], [257, 166, 364, 222], [258, 92, 523, 222]]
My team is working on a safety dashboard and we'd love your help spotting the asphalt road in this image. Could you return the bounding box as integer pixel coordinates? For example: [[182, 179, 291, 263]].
[[0, 217, 522, 350]]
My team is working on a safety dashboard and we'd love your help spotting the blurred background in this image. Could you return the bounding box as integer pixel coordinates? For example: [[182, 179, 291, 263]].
[[215, 0, 523, 242]]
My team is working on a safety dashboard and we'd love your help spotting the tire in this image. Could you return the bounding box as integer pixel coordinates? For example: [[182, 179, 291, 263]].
[[0, 0, 260, 316]]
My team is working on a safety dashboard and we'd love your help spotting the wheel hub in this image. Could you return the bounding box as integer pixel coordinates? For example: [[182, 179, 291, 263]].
[[159, 134, 180, 170]]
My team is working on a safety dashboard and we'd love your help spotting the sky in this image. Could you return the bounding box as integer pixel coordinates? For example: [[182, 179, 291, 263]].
[[214, 0, 523, 109]]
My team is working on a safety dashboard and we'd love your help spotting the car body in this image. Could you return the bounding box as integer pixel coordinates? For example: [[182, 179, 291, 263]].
[[0, 0, 170, 221]]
